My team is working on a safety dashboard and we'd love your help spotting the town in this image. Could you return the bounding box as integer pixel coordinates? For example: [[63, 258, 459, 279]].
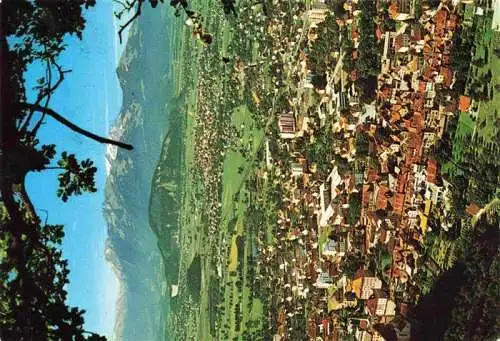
[[3, 0, 498, 340], [162, 0, 500, 340], [255, 0, 499, 340]]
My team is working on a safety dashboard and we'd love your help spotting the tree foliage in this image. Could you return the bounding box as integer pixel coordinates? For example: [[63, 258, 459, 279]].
[[409, 205, 500, 341], [1, 0, 240, 337], [340, 251, 364, 278], [56, 153, 97, 202], [307, 13, 340, 83], [0, 214, 105, 341], [0, 1, 133, 339], [355, 0, 380, 103], [450, 25, 475, 95], [348, 192, 361, 225]]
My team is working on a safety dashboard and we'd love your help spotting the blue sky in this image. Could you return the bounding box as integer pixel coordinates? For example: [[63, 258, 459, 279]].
[[25, 2, 130, 339]]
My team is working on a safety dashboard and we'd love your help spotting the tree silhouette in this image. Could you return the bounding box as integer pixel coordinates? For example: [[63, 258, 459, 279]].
[[0, 213, 108, 340], [1, 1, 132, 339], [55, 152, 98, 202], [113, 0, 218, 46], [1, 0, 236, 338], [2, 0, 133, 220]]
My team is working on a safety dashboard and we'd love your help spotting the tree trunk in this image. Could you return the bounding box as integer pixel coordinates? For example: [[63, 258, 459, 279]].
[[17, 181, 39, 224], [1, 179, 39, 225]]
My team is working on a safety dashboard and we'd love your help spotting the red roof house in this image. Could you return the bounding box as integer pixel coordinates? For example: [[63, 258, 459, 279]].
[[426, 159, 438, 184], [458, 95, 471, 112]]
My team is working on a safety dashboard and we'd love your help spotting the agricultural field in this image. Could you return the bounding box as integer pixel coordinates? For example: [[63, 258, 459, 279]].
[[441, 6, 499, 206], [217, 104, 267, 340], [465, 12, 500, 142], [161, 0, 285, 338]]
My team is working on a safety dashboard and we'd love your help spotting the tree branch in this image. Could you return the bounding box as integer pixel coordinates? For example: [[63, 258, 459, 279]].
[[28, 59, 54, 135], [112, 0, 130, 9], [20, 59, 71, 135], [19, 103, 134, 150], [118, 0, 143, 44], [34, 61, 72, 135]]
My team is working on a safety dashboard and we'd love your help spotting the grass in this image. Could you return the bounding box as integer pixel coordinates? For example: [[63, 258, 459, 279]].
[[218, 103, 266, 340], [221, 105, 264, 222], [165, 10, 216, 338], [465, 14, 500, 141], [449, 112, 475, 165], [456, 112, 475, 138], [165, 0, 304, 336], [463, 3, 474, 22], [445, 14, 500, 177], [319, 225, 333, 248], [228, 234, 239, 272], [165, 7, 259, 341], [475, 30, 500, 141], [185, 18, 269, 340]]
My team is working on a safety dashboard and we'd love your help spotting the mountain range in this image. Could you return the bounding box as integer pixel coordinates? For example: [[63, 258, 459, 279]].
[[103, 6, 178, 341]]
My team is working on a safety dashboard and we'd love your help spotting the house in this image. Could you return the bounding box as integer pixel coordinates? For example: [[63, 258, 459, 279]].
[[385, 265, 410, 283], [170, 284, 179, 297], [419, 211, 428, 233], [349, 272, 383, 299], [278, 112, 296, 138], [328, 287, 357, 311], [438, 66, 453, 88], [315, 272, 334, 289], [393, 33, 410, 53], [426, 159, 438, 184], [323, 239, 338, 256], [355, 329, 386, 341], [465, 203, 481, 216], [323, 234, 347, 257], [366, 296, 396, 318], [295, 115, 311, 137], [434, 9, 449, 36], [392, 317, 412, 341], [410, 24, 423, 43], [427, 181, 445, 206], [318, 166, 343, 226], [393, 193, 405, 216], [388, 0, 413, 21], [422, 131, 436, 150], [339, 92, 349, 110], [458, 95, 472, 112], [355, 329, 374, 341], [303, 72, 315, 89], [375, 184, 390, 210], [307, 2, 329, 28], [291, 162, 305, 177]]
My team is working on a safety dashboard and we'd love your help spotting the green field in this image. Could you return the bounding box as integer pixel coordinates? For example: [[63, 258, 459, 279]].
[[475, 29, 500, 141], [444, 9, 500, 181], [447, 112, 475, 168], [157, 0, 316, 337], [465, 13, 500, 141], [218, 104, 267, 340], [162, 0, 273, 338]]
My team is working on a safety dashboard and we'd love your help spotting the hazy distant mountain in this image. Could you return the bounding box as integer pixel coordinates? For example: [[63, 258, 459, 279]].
[[103, 6, 176, 341]]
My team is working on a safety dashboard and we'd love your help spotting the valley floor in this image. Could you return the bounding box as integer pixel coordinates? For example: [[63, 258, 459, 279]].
[[151, 1, 500, 340]]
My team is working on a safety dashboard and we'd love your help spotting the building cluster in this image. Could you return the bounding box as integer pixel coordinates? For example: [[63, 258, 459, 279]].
[[267, 0, 470, 340]]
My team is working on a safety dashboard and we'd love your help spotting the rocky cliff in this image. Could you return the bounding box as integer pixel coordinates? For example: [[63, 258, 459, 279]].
[[103, 5, 176, 341]]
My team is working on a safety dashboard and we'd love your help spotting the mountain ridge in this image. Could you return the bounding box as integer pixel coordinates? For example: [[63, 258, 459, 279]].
[[103, 5, 177, 341]]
